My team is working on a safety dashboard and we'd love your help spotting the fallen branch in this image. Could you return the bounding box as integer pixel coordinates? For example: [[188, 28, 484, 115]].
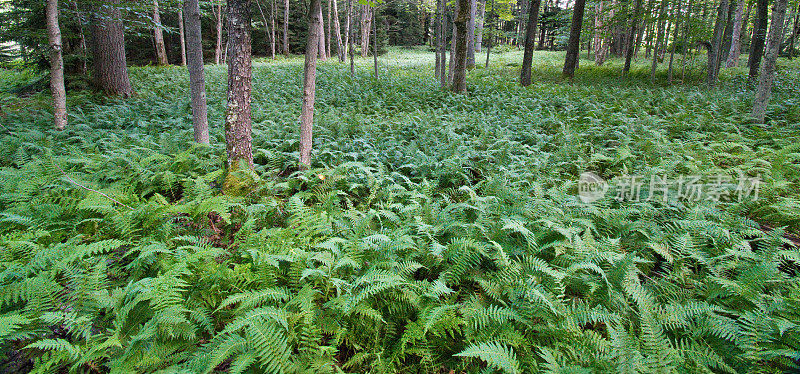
[[52, 160, 134, 210]]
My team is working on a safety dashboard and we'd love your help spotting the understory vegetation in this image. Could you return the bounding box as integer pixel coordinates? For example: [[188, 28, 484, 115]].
[[1, 48, 800, 373]]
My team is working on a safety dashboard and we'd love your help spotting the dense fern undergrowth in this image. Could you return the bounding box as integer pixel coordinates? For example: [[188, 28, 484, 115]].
[[1, 48, 800, 373]]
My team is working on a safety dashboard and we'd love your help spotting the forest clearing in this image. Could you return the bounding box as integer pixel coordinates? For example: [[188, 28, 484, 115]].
[[1, 0, 800, 372]]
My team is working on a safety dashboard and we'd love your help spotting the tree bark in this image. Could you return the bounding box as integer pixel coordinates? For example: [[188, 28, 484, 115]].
[[284, 0, 290, 55], [751, 0, 789, 123], [373, 6, 379, 78], [788, 4, 799, 59], [318, 4, 327, 59], [466, 0, 477, 68], [90, 0, 134, 97], [520, 0, 542, 86], [436, 0, 447, 86], [46, 0, 67, 130], [333, 0, 344, 61], [178, 8, 187, 66], [153, 0, 169, 65], [300, 0, 322, 166], [706, 0, 729, 86], [720, 0, 736, 62], [451, 0, 470, 92], [667, 0, 684, 83], [649, 0, 668, 83], [725, 0, 748, 67], [748, 0, 768, 80], [326, 0, 332, 57], [361, 6, 372, 57], [224, 0, 254, 173], [71, 1, 89, 74], [345, 0, 352, 58], [215, 2, 225, 64], [185, 0, 210, 144], [623, 0, 643, 75], [562, 0, 586, 79], [593, 0, 608, 66], [476, 1, 485, 53], [348, 0, 355, 75]]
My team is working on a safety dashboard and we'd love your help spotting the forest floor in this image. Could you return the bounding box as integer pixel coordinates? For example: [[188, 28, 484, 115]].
[[1, 47, 800, 372]]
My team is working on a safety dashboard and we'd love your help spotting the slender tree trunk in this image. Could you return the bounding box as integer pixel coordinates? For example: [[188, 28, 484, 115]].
[[271, 0, 277, 57], [215, 2, 224, 64], [623, 0, 643, 75], [153, 0, 169, 65], [707, 0, 729, 86], [562, 0, 586, 79], [372, 5, 378, 77], [256, 0, 274, 57], [90, 0, 134, 97], [451, 0, 470, 92], [725, 0, 748, 67], [751, 0, 789, 123], [668, 0, 683, 83], [476, 1, 485, 53], [520, 0, 542, 86], [71, 1, 88, 74], [788, 4, 799, 59], [184, 0, 209, 144], [748, 0, 769, 80], [436, 0, 447, 86], [326, 0, 332, 57], [486, 0, 493, 67], [178, 9, 187, 66], [283, 0, 290, 55], [318, 5, 327, 59], [467, 0, 477, 68], [650, 0, 668, 83], [361, 6, 372, 57], [449, 0, 459, 82], [680, 0, 693, 81], [348, 0, 355, 75], [333, 0, 344, 61], [720, 0, 736, 62], [46, 0, 67, 130], [345, 0, 352, 58], [300, 0, 322, 166], [224, 0, 254, 175]]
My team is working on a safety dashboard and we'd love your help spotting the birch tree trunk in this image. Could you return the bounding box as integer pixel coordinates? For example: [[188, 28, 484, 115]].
[[46, 0, 67, 130], [476, 1, 485, 53], [520, 0, 542, 86], [650, 0, 668, 83], [751, 0, 790, 123], [333, 0, 344, 61], [224, 0, 254, 175], [318, 5, 327, 59], [153, 0, 169, 65], [184, 0, 209, 144], [300, 0, 322, 166], [326, 0, 332, 57], [361, 6, 372, 57], [90, 0, 134, 97], [178, 9, 187, 66]]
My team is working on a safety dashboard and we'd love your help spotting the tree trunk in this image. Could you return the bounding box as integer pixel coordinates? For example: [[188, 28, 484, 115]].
[[345, 0, 352, 58], [562, 0, 586, 79], [623, 0, 643, 75], [476, 1, 485, 53], [224, 0, 254, 175], [333, 0, 344, 61], [326, 0, 332, 57], [178, 9, 187, 66], [184, 0, 210, 144], [667, 0, 683, 83], [748, 0, 768, 80], [436, 0, 447, 86], [649, 0, 668, 83], [348, 0, 355, 75], [751, 0, 789, 123], [153, 0, 169, 65], [372, 6, 379, 77], [300, 0, 322, 166], [593, 0, 608, 66], [71, 1, 89, 74], [283, 0, 290, 55], [466, 0, 477, 68], [451, 0, 470, 92], [788, 4, 799, 59], [318, 5, 327, 59], [46, 0, 67, 130], [706, 0, 729, 86], [271, 0, 277, 57], [361, 6, 372, 57], [725, 0, 748, 67], [680, 0, 694, 81], [256, 0, 274, 57], [90, 0, 134, 97], [215, 2, 224, 64], [720, 0, 736, 62], [520, 0, 542, 86]]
